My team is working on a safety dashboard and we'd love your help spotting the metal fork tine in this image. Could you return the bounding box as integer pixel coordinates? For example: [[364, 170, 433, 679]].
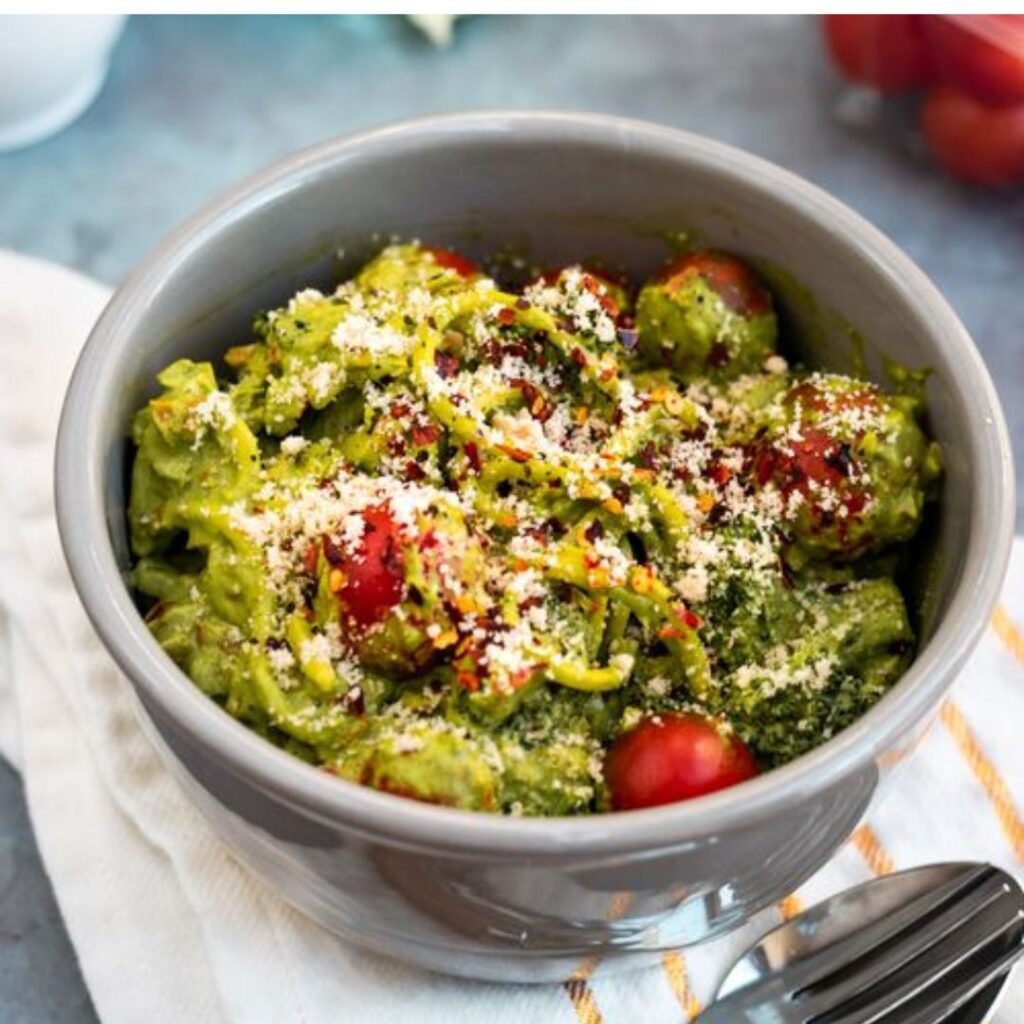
[[693, 865, 1022, 1024], [892, 942, 1024, 1024], [798, 870, 1016, 1017], [784, 864, 997, 993], [814, 902, 1022, 1023]]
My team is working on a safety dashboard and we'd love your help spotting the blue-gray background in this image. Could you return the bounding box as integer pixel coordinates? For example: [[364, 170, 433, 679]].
[[0, 15, 1020, 1022]]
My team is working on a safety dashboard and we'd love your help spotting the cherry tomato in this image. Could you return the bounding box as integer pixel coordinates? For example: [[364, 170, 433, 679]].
[[754, 428, 845, 491], [327, 505, 405, 633], [426, 246, 481, 280], [605, 713, 759, 810], [923, 15, 1024, 107], [823, 15, 933, 93], [921, 84, 1024, 186], [658, 250, 771, 318], [753, 427, 869, 529]]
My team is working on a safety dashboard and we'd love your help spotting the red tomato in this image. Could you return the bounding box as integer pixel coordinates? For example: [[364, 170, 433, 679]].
[[426, 246, 481, 280], [658, 250, 771, 318], [753, 427, 869, 539], [921, 84, 1024, 186], [923, 15, 1024, 107], [327, 505, 405, 633], [605, 713, 759, 810], [753, 428, 846, 491], [823, 15, 933, 92]]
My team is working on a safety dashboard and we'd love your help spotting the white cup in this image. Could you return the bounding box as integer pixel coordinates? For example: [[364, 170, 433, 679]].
[[0, 15, 126, 152]]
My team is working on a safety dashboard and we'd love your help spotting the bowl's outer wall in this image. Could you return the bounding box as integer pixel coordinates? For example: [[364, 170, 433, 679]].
[[136, 685, 877, 982], [57, 114, 1014, 981]]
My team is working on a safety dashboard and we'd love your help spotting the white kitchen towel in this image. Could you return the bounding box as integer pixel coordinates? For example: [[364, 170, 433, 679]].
[[1, 247, 1022, 1024]]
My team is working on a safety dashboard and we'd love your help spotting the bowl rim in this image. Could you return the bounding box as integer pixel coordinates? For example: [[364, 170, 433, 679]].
[[55, 110, 1016, 857]]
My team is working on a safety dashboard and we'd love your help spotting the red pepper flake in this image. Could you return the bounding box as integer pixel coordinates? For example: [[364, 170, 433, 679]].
[[707, 462, 732, 486], [302, 542, 319, 575], [497, 307, 516, 326], [390, 401, 411, 419], [411, 423, 440, 447], [498, 444, 531, 463], [678, 608, 703, 630], [464, 441, 482, 473], [404, 460, 426, 482], [636, 441, 657, 470], [569, 347, 588, 368], [457, 671, 480, 692], [531, 395, 552, 421], [434, 350, 460, 379], [511, 376, 538, 404], [510, 377, 552, 422], [581, 273, 621, 318], [508, 666, 538, 690]]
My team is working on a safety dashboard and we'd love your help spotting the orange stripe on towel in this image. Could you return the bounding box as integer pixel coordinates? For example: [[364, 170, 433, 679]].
[[851, 824, 896, 876], [992, 605, 1024, 668], [568, 956, 600, 983], [662, 951, 702, 1020], [566, 892, 633, 983], [564, 979, 605, 1024], [940, 700, 1024, 862]]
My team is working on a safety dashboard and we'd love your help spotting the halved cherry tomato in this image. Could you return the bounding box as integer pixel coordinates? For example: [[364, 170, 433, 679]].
[[658, 250, 771, 318], [327, 505, 405, 633], [921, 84, 1024, 186], [923, 15, 1024, 107], [426, 246, 481, 280], [823, 15, 933, 93], [605, 713, 759, 810]]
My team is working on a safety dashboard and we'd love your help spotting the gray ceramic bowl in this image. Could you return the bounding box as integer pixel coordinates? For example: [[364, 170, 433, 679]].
[[56, 112, 1014, 983]]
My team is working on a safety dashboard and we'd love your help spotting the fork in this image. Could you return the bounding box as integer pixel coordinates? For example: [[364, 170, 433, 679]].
[[697, 863, 1024, 1023]]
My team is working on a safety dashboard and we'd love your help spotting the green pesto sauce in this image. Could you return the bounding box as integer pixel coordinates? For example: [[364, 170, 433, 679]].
[[128, 244, 942, 816]]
